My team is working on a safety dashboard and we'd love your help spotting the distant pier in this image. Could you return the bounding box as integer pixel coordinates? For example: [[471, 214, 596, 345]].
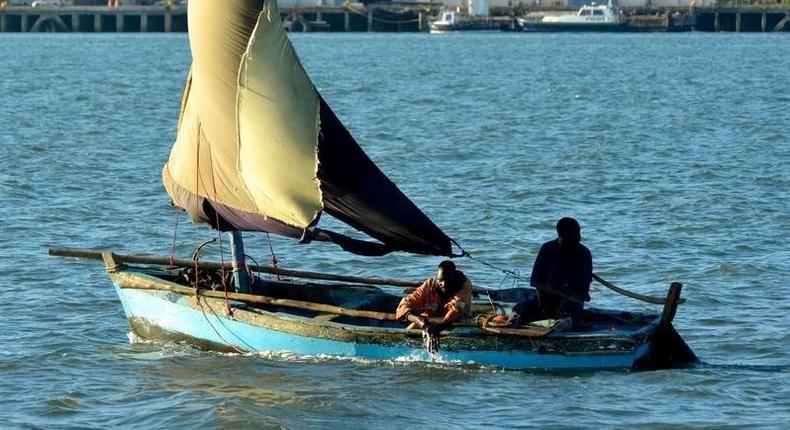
[[623, 6, 790, 32], [694, 7, 790, 32], [0, 4, 431, 33], [0, 5, 188, 33], [0, 4, 788, 33]]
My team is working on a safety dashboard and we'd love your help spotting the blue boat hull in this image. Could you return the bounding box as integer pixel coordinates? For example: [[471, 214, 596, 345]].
[[109, 269, 654, 371]]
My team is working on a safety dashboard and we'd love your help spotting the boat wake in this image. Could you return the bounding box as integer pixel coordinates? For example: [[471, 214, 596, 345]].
[[695, 362, 790, 373], [126, 331, 496, 370]]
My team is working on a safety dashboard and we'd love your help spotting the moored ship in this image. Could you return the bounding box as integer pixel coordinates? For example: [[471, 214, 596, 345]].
[[429, 0, 505, 33], [518, 1, 628, 32]]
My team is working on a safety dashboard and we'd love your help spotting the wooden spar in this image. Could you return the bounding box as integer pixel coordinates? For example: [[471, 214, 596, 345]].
[[476, 314, 555, 337], [404, 313, 552, 337], [405, 313, 439, 328], [634, 282, 698, 369], [660, 282, 683, 326], [49, 247, 421, 288], [117, 277, 399, 321], [592, 273, 685, 305], [478, 325, 554, 338]]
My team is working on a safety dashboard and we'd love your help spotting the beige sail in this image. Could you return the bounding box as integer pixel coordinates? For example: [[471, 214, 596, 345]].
[[163, 0, 322, 229], [237, 3, 322, 228], [163, 0, 454, 256]]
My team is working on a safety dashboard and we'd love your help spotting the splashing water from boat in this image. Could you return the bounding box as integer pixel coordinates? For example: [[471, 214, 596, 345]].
[[422, 328, 440, 354]]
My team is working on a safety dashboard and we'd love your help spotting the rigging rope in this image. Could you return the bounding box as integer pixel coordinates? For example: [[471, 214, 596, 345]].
[[266, 232, 281, 280], [193, 126, 202, 294], [168, 206, 180, 267], [465, 250, 593, 308], [452, 236, 669, 307], [207, 145, 232, 314], [452, 237, 658, 329], [455, 242, 661, 328], [194, 294, 248, 354]]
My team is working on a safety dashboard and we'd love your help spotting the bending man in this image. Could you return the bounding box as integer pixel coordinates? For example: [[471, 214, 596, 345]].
[[396, 260, 473, 330]]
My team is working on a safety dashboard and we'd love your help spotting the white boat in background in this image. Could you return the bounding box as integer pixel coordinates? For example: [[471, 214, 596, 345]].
[[429, 0, 505, 33], [517, 1, 628, 32]]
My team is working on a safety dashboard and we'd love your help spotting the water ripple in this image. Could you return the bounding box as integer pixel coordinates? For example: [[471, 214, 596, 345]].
[[1, 32, 789, 429]]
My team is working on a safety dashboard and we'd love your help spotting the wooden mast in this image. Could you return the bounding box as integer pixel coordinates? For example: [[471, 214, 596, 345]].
[[228, 231, 250, 293]]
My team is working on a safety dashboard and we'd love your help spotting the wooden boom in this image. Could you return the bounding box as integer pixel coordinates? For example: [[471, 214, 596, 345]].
[[49, 247, 421, 288]]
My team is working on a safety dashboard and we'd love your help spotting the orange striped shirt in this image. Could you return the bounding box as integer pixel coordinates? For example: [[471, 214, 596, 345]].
[[395, 277, 473, 323]]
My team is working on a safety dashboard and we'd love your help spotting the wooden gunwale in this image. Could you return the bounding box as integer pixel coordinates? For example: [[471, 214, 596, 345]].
[[115, 271, 399, 321], [592, 274, 685, 305]]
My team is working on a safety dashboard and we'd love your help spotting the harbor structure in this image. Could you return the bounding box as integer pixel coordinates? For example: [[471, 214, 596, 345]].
[[0, 2, 431, 32], [0, 1, 788, 32]]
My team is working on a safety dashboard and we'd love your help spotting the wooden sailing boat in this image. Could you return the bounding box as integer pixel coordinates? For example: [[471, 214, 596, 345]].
[[50, 0, 697, 370]]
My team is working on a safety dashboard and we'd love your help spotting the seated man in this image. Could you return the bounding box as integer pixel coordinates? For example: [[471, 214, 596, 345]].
[[515, 217, 592, 324], [395, 260, 473, 330]]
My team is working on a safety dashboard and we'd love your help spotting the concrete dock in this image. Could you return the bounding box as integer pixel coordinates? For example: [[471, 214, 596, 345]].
[[0, 4, 788, 33], [0, 5, 188, 32], [695, 7, 789, 32], [0, 4, 430, 33]]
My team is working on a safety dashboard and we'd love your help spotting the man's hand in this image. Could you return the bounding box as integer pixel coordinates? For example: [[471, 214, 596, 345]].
[[422, 320, 452, 353], [404, 312, 428, 328], [426, 320, 451, 336]]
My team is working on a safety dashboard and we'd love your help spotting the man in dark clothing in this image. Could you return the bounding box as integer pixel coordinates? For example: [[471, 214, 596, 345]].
[[514, 217, 592, 323]]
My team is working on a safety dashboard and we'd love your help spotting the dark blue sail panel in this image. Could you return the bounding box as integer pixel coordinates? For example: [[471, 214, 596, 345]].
[[316, 97, 454, 256], [164, 170, 404, 257], [212, 202, 400, 257]]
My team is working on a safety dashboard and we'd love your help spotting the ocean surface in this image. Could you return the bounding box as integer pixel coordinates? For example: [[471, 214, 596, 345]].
[[1, 32, 789, 429]]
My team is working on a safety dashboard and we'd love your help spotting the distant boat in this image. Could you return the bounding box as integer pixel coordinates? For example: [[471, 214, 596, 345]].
[[429, 0, 505, 34], [51, 0, 698, 371], [518, 1, 629, 32]]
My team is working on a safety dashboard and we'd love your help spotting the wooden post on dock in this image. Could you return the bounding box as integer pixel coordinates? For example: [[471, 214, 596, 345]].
[[714, 11, 720, 32], [0, 14, 7, 33], [71, 14, 79, 32], [20, 14, 27, 32], [418, 11, 423, 32], [164, 12, 172, 32], [344, 11, 350, 31], [735, 12, 741, 32], [94, 13, 101, 32], [761, 11, 767, 32], [367, 8, 373, 32], [116, 13, 124, 32], [141, 13, 148, 32]]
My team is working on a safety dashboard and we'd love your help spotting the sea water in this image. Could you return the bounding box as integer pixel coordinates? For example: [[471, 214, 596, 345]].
[[1, 32, 788, 429]]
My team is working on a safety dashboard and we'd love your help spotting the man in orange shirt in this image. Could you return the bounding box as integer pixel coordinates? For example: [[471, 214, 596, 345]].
[[396, 260, 473, 331]]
